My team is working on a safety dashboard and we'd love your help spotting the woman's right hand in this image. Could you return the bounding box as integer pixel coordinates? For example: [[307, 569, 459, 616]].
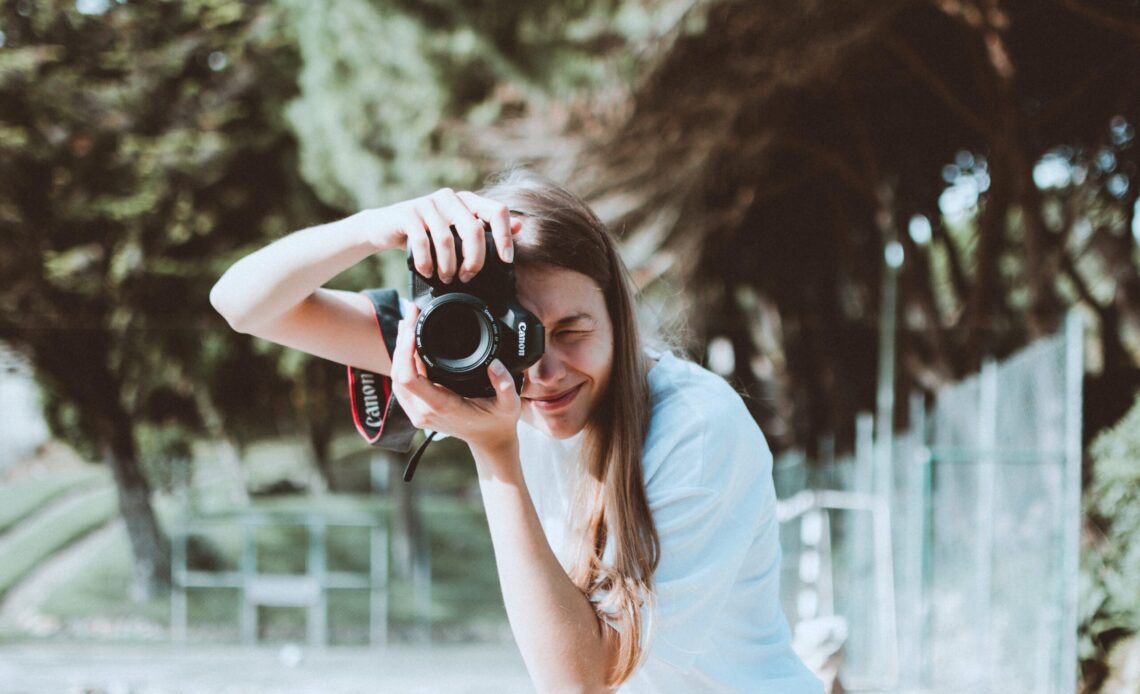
[[368, 188, 521, 284]]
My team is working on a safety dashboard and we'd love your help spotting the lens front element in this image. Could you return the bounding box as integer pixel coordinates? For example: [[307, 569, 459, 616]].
[[416, 294, 498, 373]]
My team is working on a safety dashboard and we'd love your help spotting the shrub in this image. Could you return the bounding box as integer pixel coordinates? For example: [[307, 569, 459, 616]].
[[1079, 395, 1140, 692]]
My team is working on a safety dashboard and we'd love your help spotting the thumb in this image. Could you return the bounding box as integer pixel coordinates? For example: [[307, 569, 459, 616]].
[[488, 359, 518, 403]]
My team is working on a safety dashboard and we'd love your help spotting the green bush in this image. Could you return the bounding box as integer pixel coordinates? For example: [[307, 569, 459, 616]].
[[1080, 395, 1140, 690]]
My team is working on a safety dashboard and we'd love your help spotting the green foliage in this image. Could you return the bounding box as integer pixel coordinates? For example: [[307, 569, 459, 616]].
[[276, 0, 651, 210], [0, 0, 334, 463], [0, 0, 345, 587], [1080, 396, 1140, 672], [280, 0, 465, 209]]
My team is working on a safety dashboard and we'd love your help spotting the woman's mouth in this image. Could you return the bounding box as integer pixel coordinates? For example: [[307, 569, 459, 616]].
[[524, 384, 583, 412]]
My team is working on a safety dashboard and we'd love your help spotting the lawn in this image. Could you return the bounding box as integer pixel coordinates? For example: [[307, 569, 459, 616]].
[[0, 486, 118, 599], [0, 467, 109, 535], [3, 431, 506, 645], [36, 493, 508, 644]]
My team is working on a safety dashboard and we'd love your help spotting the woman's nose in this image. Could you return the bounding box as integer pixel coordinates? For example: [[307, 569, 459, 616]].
[[526, 350, 565, 386]]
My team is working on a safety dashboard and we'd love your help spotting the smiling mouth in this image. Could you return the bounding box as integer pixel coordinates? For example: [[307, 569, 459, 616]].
[[524, 384, 583, 411]]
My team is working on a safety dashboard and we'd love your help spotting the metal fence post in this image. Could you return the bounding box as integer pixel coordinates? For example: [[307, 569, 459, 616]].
[[1059, 311, 1084, 691], [897, 392, 927, 691], [975, 359, 999, 692], [370, 519, 389, 646], [240, 520, 257, 645], [171, 526, 187, 642], [307, 515, 328, 647]]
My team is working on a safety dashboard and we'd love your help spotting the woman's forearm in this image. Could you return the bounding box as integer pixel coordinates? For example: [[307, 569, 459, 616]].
[[472, 442, 615, 692], [209, 209, 381, 332]]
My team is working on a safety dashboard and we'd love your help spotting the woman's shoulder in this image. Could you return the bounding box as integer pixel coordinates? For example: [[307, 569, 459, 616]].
[[642, 352, 772, 489], [648, 351, 743, 407]]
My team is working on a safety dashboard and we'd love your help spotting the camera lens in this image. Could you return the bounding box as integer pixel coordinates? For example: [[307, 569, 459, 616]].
[[417, 294, 497, 373], [427, 303, 484, 361]]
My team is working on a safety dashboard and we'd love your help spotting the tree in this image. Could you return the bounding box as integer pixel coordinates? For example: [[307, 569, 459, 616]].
[[0, 0, 330, 596], [485, 0, 1140, 450]]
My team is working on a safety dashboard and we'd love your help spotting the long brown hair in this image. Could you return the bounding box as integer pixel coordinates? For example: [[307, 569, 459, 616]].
[[480, 168, 660, 686]]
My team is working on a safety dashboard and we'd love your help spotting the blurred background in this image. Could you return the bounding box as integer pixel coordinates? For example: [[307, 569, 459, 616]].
[[0, 0, 1138, 692]]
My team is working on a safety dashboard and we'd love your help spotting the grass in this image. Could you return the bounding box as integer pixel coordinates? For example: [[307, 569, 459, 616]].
[[33, 519, 170, 627], [2, 430, 503, 644], [0, 486, 118, 599], [36, 493, 508, 643], [0, 467, 109, 535]]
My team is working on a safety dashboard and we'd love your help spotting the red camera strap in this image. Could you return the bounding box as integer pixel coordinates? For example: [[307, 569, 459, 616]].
[[346, 288, 418, 454]]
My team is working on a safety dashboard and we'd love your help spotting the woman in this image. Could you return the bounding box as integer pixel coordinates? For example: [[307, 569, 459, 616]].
[[210, 169, 822, 693]]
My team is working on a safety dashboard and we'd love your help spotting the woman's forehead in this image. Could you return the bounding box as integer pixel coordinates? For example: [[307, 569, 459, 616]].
[[515, 263, 606, 323]]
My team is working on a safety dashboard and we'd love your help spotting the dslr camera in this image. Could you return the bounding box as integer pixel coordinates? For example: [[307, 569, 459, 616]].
[[409, 226, 545, 398]]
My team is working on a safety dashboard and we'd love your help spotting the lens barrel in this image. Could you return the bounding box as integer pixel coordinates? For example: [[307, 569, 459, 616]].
[[415, 293, 499, 374]]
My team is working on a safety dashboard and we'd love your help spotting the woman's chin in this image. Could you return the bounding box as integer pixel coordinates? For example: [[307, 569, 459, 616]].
[[521, 407, 585, 440]]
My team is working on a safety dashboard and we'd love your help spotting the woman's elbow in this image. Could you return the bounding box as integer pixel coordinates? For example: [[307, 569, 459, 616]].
[[529, 659, 614, 694], [209, 278, 254, 333], [530, 675, 612, 694]]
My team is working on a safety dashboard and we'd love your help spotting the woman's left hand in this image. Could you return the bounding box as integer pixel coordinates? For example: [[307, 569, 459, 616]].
[[391, 304, 522, 457]]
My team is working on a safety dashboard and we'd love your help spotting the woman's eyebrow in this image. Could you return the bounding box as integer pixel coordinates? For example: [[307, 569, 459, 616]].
[[551, 312, 595, 328]]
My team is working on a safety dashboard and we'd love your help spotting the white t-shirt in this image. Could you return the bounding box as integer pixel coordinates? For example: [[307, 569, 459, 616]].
[[517, 352, 823, 693]]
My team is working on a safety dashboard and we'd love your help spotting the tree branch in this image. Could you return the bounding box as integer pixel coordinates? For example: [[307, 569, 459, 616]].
[[775, 137, 879, 203], [1053, 0, 1140, 43], [880, 32, 998, 140], [930, 216, 972, 312], [1061, 250, 1106, 315]]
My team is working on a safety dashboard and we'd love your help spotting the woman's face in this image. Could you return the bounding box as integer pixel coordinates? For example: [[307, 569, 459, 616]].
[[515, 263, 614, 440]]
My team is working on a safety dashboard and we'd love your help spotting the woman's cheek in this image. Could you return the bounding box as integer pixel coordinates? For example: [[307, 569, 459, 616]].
[[581, 335, 614, 379]]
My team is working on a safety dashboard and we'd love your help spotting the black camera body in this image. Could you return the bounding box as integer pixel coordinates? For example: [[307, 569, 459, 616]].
[[408, 227, 544, 398]]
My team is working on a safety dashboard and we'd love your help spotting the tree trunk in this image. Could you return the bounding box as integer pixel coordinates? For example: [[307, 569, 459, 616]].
[[292, 363, 332, 493], [967, 153, 1010, 367], [103, 408, 171, 600], [303, 361, 336, 491], [389, 459, 428, 582], [189, 387, 250, 507]]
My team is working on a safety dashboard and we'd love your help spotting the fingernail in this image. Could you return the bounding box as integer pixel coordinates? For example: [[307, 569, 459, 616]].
[[502, 244, 514, 263], [458, 270, 473, 283], [490, 359, 507, 375]]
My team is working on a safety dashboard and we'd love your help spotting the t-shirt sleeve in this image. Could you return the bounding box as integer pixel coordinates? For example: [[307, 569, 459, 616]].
[[641, 400, 778, 671], [346, 288, 418, 452]]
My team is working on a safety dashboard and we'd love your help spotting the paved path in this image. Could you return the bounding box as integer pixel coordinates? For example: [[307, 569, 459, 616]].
[[0, 519, 123, 635], [0, 484, 114, 562], [0, 643, 533, 693]]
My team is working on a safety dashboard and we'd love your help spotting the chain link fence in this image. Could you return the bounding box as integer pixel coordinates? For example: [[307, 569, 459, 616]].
[[777, 312, 1083, 693]]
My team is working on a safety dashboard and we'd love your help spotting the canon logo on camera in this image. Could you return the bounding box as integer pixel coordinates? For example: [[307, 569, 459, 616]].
[[359, 372, 383, 428], [518, 321, 527, 357]]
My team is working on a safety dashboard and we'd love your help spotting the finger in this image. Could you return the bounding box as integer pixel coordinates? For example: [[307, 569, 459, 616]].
[[448, 207, 486, 284], [434, 191, 485, 277], [459, 191, 512, 264], [395, 311, 458, 411], [416, 199, 456, 284], [430, 220, 458, 284], [399, 305, 429, 380], [412, 339, 428, 378], [488, 359, 520, 407], [403, 211, 434, 278], [391, 310, 421, 390]]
